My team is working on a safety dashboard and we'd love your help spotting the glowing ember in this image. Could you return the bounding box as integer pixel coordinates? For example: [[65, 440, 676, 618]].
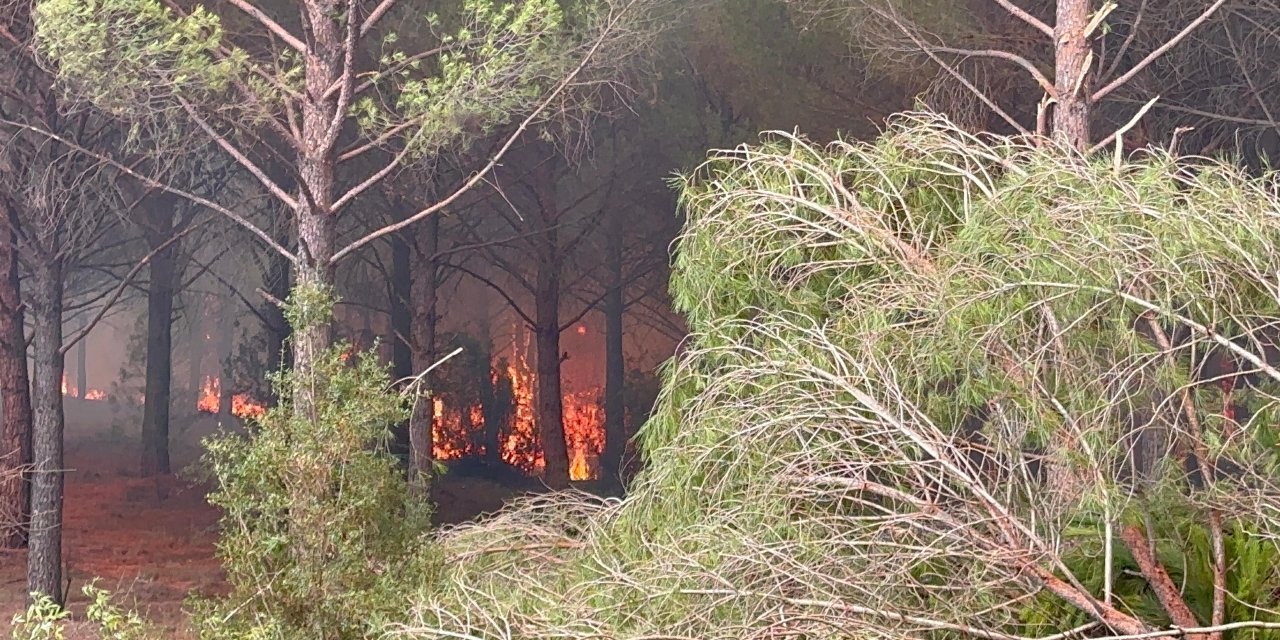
[[84, 389, 107, 401], [61, 375, 73, 397]]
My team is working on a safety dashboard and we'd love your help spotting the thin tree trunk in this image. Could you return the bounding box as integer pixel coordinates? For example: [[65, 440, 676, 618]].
[[602, 212, 626, 483], [389, 232, 413, 463], [73, 319, 86, 400], [186, 296, 205, 413], [534, 280, 568, 487], [409, 214, 439, 484], [485, 368, 511, 466], [0, 210, 32, 548], [27, 259, 64, 604], [140, 231, 178, 476], [218, 316, 233, 416], [532, 156, 570, 488], [1054, 0, 1093, 150], [263, 252, 291, 399]]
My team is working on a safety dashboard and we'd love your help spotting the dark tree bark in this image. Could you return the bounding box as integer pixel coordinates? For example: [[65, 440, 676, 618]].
[[186, 297, 206, 413], [27, 258, 64, 604], [602, 210, 626, 483], [74, 320, 86, 399], [1053, 0, 1092, 150], [482, 368, 509, 465], [534, 277, 568, 487], [408, 214, 439, 483], [218, 316, 234, 416], [287, 0, 343, 420], [388, 231, 413, 462], [263, 250, 292, 395], [0, 208, 33, 549], [532, 158, 570, 488], [140, 205, 179, 476]]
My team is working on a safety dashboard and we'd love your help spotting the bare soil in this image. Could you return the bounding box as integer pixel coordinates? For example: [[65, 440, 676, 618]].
[[1, 398, 542, 637]]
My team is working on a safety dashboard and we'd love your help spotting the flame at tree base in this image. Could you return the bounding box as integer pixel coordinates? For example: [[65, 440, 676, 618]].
[[60, 375, 107, 401], [431, 338, 604, 482], [196, 376, 267, 419]]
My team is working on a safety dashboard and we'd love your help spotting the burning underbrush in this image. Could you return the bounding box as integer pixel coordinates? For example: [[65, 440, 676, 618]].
[[61, 374, 267, 420], [194, 376, 267, 419], [429, 331, 606, 481]]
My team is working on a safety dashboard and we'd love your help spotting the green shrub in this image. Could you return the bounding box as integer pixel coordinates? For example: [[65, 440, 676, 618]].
[[10, 582, 153, 640], [190, 287, 438, 639]]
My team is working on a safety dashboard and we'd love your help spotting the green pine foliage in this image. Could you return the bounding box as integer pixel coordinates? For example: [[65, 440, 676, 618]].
[[394, 113, 1280, 639]]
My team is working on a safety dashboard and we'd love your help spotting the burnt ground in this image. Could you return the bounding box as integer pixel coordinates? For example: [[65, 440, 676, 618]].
[[1, 398, 555, 637]]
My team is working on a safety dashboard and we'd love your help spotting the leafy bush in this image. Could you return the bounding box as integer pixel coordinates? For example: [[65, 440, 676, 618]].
[[190, 287, 438, 639], [10, 582, 152, 640]]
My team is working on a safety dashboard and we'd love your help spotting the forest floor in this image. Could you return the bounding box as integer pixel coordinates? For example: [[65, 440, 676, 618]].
[[0, 398, 552, 637]]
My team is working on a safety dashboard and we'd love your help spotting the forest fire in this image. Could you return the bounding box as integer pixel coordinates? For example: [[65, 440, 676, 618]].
[[60, 375, 107, 401], [431, 337, 605, 481], [196, 376, 268, 419]]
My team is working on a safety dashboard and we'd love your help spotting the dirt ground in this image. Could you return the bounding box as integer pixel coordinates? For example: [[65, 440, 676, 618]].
[[1, 398, 542, 637]]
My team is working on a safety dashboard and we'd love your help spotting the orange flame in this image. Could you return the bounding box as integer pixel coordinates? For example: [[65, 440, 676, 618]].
[[431, 329, 604, 481], [197, 376, 219, 413], [196, 376, 267, 419], [231, 394, 267, 419], [60, 375, 108, 400]]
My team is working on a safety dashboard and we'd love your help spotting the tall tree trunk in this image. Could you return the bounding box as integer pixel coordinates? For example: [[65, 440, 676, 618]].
[[0, 212, 32, 549], [602, 212, 626, 483], [290, 207, 336, 418], [408, 214, 439, 484], [289, 0, 342, 418], [532, 157, 570, 488], [73, 319, 86, 400], [140, 231, 178, 476], [534, 270, 568, 487], [263, 252, 292, 399], [1054, 0, 1093, 150], [27, 259, 64, 604], [388, 232, 413, 463], [186, 296, 205, 413], [218, 316, 234, 416], [477, 302, 505, 465]]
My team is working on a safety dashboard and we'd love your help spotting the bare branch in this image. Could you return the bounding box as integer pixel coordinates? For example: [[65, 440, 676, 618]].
[[60, 219, 203, 354], [0, 119, 298, 262], [1092, 0, 1230, 102], [358, 0, 397, 38], [928, 45, 1055, 95], [224, 0, 307, 54], [178, 98, 299, 211], [324, 0, 360, 148], [881, 7, 1032, 136], [991, 0, 1054, 38], [329, 3, 627, 264]]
